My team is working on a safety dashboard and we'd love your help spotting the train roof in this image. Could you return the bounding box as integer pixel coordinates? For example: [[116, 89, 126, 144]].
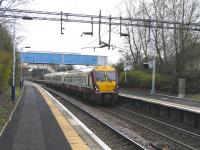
[[94, 65, 115, 71], [44, 65, 115, 76], [44, 72, 65, 76]]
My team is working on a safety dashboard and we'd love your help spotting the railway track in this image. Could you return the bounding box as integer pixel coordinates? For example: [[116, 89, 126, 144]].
[[102, 106, 200, 150], [44, 87, 146, 150]]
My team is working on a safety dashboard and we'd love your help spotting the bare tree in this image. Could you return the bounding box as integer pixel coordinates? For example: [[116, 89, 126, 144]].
[[0, 0, 31, 24], [124, 0, 151, 67], [168, 0, 200, 75], [123, 0, 200, 75], [124, 0, 143, 67]]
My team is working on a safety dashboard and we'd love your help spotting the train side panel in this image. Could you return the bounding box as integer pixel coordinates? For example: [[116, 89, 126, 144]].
[[43, 66, 119, 104]]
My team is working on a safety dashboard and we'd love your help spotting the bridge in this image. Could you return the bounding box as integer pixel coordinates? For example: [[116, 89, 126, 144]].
[[20, 52, 107, 66]]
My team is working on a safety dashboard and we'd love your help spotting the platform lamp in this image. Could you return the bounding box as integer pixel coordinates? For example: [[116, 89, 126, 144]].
[[11, 16, 33, 101], [20, 46, 31, 88], [11, 19, 16, 101]]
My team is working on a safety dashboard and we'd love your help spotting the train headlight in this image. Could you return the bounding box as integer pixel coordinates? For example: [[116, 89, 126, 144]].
[[94, 86, 99, 91], [114, 84, 119, 91]]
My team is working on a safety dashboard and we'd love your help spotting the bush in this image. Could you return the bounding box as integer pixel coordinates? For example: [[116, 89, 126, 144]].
[[0, 51, 12, 93], [119, 70, 174, 92], [184, 70, 200, 94], [155, 73, 174, 91]]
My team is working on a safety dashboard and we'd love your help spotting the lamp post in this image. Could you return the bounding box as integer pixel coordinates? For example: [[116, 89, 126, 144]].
[[11, 20, 16, 101], [20, 46, 31, 88], [12, 16, 33, 95]]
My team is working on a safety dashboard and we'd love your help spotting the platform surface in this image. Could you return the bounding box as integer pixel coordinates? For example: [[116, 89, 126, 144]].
[[0, 82, 90, 150], [119, 88, 200, 113]]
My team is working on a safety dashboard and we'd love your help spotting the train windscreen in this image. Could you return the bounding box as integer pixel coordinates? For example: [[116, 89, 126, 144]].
[[95, 71, 116, 81], [95, 71, 105, 81], [107, 71, 116, 81]]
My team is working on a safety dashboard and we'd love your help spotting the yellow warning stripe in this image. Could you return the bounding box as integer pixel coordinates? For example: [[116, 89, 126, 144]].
[[37, 87, 89, 150]]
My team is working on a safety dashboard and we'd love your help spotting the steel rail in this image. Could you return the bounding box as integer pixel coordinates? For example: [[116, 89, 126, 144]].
[[44, 87, 146, 150], [102, 107, 199, 150], [118, 107, 200, 139]]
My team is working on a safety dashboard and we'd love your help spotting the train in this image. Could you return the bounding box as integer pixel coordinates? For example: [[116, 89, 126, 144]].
[[43, 65, 119, 104]]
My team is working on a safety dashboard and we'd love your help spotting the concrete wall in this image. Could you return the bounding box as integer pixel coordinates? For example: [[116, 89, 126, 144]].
[[120, 96, 200, 129]]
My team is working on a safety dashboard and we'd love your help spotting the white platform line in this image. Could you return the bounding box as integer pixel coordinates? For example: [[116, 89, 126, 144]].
[[120, 93, 200, 114], [156, 93, 199, 101], [39, 86, 111, 150]]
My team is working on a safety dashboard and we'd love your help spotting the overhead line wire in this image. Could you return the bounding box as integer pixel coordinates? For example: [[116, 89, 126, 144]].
[[2, 8, 200, 27], [84, 1, 162, 47], [84, 0, 126, 47]]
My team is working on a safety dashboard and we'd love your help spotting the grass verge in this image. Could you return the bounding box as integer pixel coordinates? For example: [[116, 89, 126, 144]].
[[0, 87, 21, 132]]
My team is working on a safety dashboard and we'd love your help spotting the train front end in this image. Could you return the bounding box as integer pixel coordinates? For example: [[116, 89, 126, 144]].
[[93, 66, 119, 103]]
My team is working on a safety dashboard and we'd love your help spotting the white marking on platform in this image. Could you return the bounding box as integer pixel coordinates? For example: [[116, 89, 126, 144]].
[[161, 97, 169, 100], [68, 119, 79, 125], [119, 93, 200, 114], [37, 85, 111, 150]]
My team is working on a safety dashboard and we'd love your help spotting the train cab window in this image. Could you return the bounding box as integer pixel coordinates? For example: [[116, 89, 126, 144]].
[[107, 71, 116, 81], [95, 71, 105, 81]]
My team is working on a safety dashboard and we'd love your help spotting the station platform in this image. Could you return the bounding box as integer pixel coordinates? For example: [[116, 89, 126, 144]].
[[119, 88, 200, 114], [119, 88, 200, 129], [0, 82, 108, 150]]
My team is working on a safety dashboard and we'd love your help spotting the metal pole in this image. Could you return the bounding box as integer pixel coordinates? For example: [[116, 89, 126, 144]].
[[35, 56, 36, 68], [20, 46, 30, 83], [53, 56, 55, 72], [151, 60, 156, 94], [125, 70, 127, 89], [43, 64, 44, 78], [20, 50, 23, 88], [11, 20, 16, 101], [99, 10, 101, 45], [124, 62, 127, 89]]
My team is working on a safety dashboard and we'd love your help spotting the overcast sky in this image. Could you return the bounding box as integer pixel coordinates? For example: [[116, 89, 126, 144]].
[[17, 0, 134, 64]]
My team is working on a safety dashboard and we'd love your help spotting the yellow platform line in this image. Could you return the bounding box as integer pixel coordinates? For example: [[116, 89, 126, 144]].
[[37, 87, 89, 150]]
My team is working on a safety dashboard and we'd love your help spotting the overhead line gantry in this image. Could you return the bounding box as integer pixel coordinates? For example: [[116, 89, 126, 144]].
[[1, 8, 200, 48]]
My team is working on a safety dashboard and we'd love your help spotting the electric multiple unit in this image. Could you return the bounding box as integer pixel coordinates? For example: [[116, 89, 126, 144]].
[[44, 65, 119, 104]]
